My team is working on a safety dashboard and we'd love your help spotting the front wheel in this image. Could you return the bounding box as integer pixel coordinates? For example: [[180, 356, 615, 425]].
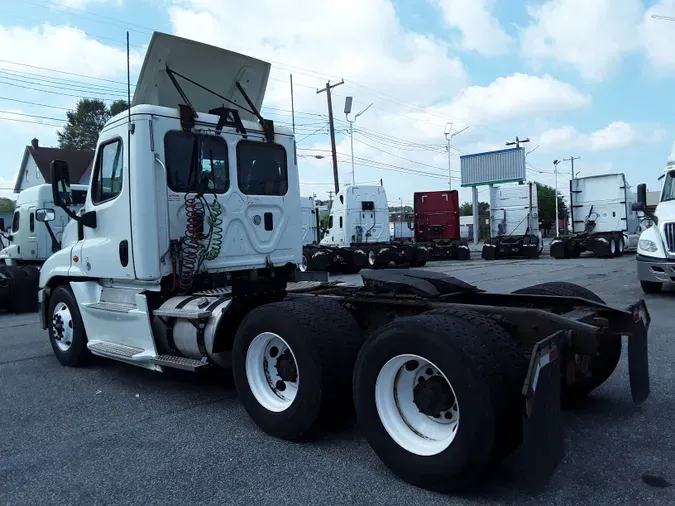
[[640, 280, 662, 294], [48, 285, 92, 366]]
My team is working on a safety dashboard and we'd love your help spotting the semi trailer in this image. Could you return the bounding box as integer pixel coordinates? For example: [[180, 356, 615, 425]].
[[551, 173, 642, 259], [298, 195, 339, 273], [319, 185, 428, 269], [482, 182, 543, 260], [37, 31, 651, 494], [413, 190, 470, 260], [0, 183, 86, 313], [634, 158, 675, 294]]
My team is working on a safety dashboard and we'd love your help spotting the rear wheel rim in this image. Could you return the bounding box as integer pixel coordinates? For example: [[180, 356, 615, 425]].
[[299, 255, 308, 272], [610, 240, 616, 255], [368, 250, 376, 266], [375, 354, 460, 456], [246, 332, 299, 412], [52, 302, 73, 352]]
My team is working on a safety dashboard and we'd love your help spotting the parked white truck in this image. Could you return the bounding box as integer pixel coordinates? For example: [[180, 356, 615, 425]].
[[551, 173, 642, 259], [634, 162, 675, 294], [0, 183, 86, 313], [482, 182, 543, 260], [35, 31, 652, 493], [319, 185, 428, 270]]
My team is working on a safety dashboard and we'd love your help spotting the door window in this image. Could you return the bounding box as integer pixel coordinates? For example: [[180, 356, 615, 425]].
[[92, 139, 124, 204], [11, 210, 19, 232]]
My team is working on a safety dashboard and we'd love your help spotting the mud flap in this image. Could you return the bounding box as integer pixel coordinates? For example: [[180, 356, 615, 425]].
[[509, 335, 564, 488], [482, 243, 497, 260], [627, 300, 650, 404]]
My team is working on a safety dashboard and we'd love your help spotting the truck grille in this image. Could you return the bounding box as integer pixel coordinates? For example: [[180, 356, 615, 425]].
[[664, 222, 675, 253]]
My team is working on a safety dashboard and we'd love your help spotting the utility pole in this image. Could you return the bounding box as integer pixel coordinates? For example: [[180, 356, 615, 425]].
[[444, 122, 470, 190], [506, 136, 530, 149], [317, 80, 344, 194], [290, 74, 295, 135], [327, 190, 334, 210], [345, 97, 373, 186], [563, 155, 580, 179], [553, 159, 561, 237]]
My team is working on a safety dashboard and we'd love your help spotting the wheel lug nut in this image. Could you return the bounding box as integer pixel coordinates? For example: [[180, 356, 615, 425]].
[[405, 360, 419, 371]]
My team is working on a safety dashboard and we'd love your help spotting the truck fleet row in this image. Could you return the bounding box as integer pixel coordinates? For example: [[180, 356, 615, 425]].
[[14, 32, 651, 494]]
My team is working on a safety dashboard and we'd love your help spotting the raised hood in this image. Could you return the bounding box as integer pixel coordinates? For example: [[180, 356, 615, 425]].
[[132, 32, 271, 123]]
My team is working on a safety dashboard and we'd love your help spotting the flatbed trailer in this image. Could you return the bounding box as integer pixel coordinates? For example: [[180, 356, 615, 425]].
[[36, 32, 652, 494]]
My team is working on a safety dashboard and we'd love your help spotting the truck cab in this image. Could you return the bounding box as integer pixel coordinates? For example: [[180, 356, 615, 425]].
[[0, 183, 87, 266], [635, 164, 675, 293]]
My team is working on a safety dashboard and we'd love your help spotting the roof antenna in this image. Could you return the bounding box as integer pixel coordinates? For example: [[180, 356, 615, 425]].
[[127, 31, 131, 125]]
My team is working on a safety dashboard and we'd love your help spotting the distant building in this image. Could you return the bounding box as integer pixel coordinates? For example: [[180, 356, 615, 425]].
[[13, 138, 94, 193]]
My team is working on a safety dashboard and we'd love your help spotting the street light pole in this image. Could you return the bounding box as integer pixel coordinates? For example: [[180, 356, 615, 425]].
[[444, 122, 470, 190], [345, 97, 373, 186]]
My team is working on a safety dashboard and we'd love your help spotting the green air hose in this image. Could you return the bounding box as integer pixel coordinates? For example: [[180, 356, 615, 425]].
[[199, 196, 223, 261]]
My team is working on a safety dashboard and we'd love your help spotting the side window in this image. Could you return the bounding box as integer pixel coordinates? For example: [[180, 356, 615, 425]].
[[237, 141, 288, 196], [92, 139, 124, 204], [339, 216, 343, 229], [29, 212, 34, 233], [11, 210, 19, 232], [328, 215, 333, 229], [165, 131, 229, 193]]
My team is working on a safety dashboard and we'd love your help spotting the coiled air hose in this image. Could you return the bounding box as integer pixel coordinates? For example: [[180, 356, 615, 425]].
[[199, 196, 223, 261], [180, 192, 204, 291]]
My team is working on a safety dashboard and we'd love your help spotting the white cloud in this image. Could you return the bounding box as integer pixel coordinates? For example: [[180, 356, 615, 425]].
[[0, 24, 143, 80], [519, 0, 643, 81], [537, 121, 663, 152], [442, 73, 590, 125], [638, 0, 675, 75], [434, 0, 514, 55]]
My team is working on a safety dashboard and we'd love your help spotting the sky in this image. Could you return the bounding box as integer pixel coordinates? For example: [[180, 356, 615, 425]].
[[2, 0, 675, 209]]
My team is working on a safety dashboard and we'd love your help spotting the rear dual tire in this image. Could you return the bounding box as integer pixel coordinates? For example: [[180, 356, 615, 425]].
[[353, 310, 527, 493]]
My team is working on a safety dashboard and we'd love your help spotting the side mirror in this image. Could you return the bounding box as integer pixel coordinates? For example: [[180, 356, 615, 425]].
[[0, 218, 4, 230], [51, 159, 72, 207], [636, 183, 647, 206], [632, 202, 645, 212], [36, 208, 56, 222]]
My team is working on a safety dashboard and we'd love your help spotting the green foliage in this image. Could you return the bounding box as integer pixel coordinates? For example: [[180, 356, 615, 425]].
[[57, 99, 129, 151], [0, 197, 14, 213], [536, 183, 568, 229], [459, 201, 489, 216]]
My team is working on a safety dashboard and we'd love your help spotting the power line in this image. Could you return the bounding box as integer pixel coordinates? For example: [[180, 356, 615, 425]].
[[0, 59, 135, 87], [0, 96, 70, 110], [0, 79, 118, 101]]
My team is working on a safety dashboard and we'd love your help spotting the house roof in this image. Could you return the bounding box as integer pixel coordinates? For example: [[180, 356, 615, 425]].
[[14, 145, 94, 192]]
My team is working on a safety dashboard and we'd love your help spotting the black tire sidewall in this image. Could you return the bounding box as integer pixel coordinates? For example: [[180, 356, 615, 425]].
[[47, 285, 90, 366], [232, 304, 325, 440], [354, 319, 494, 490]]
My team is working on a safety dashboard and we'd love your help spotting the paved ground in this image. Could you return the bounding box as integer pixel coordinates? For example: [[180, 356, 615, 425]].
[[1, 252, 674, 505]]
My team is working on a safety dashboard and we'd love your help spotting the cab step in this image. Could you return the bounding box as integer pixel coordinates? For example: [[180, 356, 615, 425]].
[[152, 308, 211, 319], [88, 341, 145, 359], [149, 354, 209, 371], [85, 301, 136, 313]]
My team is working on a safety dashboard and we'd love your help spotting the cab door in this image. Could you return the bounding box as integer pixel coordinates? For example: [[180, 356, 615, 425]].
[[75, 132, 135, 280]]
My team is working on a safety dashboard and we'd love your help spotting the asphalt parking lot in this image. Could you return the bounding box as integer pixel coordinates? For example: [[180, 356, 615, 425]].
[[1, 252, 674, 505]]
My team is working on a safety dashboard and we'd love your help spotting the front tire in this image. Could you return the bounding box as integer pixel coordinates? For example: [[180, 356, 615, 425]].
[[640, 280, 662, 294], [48, 285, 92, 366]]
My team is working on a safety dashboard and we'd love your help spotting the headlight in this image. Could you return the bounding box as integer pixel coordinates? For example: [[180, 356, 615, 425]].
[[639, 239, 658, 252]]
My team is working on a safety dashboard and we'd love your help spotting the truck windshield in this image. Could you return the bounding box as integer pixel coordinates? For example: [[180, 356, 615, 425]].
[[237, 141, 288, 196], [662, 171, 675, 202], [164, 131, 229, 194]]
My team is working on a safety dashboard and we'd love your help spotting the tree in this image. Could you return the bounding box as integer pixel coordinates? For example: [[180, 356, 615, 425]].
[[536, 183, 569, 233], [459, 201, 489, 216], [0, 197, 14, 213], [57, 99, 129, 151]]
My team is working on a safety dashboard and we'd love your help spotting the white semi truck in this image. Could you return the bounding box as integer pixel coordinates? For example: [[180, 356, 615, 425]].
[[482, 183, 543, 260], [319, 185, 428, 269], [0, 183, 86, 313], [551, 173, 642, 259], [634, 160, 675, 294], [35, 31, 652, 493]]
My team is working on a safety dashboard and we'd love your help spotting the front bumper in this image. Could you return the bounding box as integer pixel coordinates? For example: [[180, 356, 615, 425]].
[[636, 254, 675, 284]]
